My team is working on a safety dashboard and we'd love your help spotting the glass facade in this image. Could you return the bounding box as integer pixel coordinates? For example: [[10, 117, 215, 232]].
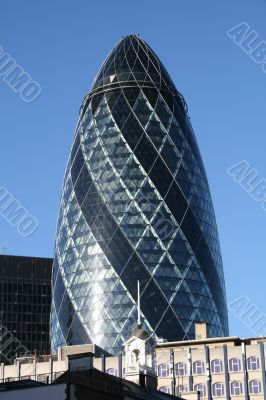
[[51, 35, 229, 355], [0, 255, 52, 364]]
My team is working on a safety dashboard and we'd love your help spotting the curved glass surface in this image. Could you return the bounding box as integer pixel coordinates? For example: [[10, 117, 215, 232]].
[[50, 35, 228, 354]]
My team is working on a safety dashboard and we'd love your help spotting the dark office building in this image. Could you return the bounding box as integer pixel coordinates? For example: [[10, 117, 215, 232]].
[[51, 35, 229, 355], [0, 255, 52, 364]]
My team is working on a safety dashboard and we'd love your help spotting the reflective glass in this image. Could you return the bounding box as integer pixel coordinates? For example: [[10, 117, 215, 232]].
[[51, 35, 229, 354]]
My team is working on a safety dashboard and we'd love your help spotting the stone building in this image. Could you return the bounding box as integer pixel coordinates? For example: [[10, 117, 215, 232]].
[[1, 323, 265, 400]]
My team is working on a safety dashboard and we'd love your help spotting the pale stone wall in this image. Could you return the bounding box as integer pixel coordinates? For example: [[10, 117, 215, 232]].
[[1, 336, 266, 400], [0, 359, 67, 382], [156, 337, 266, 400]]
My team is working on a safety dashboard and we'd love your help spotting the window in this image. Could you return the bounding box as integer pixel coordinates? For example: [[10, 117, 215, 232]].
[[231, 381, 243, 396], [211, 359, 223, 373], [229, 358, 241, 372], [158, 363, 169, 377], [159, 386, 170, 393], [213, 383, 224, 397], [193, 360, 205, 374], [249, 380, 261, 394], [106, 368, 118, 376], [175, 362, 187, 376], [37, 374, 49, 383], [177, 385, 188, 395], [131, 349, 140, 366], [194, 384, 206, 398], [248, 356, 259, 371]]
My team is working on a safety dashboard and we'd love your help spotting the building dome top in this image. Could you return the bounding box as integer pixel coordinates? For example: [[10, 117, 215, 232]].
[[87, 34, 187, 114]]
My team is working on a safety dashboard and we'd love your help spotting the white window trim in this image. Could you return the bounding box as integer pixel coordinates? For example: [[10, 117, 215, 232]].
[[193, 360, 205, 374], [248, 357, 259, 371], [211, 359, 223, 373], [158, 363, 169, 377], [231, 381, 243, 395], [213, 382, 225, 397], [249, 380, 262, 394], [229, 358, 241, 372]]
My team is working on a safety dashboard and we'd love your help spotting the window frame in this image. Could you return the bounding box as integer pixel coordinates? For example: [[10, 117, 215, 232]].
[[175, 361, 187, 376], [193, 360, 205, 375], [158, 363, 169, 378], [231, 381, 243, 396], [211, 359, 223, 373], [176, 385, 188, 395], [194, 383, 206, 398], [212, 382, 225, 397], [229, 357, 241, 372], [106, 368, 118, 377], [159, 386, 170, 393], [249, 380, 262, 394], [248, 356, 259, 371]]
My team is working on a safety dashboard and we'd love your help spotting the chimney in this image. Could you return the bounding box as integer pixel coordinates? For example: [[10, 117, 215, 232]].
[[195, 322, 208, 340]]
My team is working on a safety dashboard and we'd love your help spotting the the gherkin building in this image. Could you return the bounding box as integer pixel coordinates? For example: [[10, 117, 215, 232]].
[[50, 35, 228, 354]]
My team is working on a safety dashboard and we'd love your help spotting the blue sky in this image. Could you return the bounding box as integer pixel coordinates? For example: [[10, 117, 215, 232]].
[[0, 0, 266, 338]]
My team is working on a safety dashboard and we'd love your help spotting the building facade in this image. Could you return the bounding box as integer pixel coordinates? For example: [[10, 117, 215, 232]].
[[0, 255, 52, 364], [2, 329, 266, 400], [51, 34, 228, 355], [155, 324, 266, 400], [0, 344, 179, 400]]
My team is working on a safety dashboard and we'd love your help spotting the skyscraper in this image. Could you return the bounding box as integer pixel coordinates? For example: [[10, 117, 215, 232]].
[[0, 255, 52, 363], [51, 35, 228, 355]]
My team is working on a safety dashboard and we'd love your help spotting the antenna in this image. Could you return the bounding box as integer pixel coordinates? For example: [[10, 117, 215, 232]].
[[0, 241, 8, 254], [137, 280, 141, 325]]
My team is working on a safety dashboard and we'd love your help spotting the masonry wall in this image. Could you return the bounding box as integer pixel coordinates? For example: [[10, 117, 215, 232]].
[[156, 339, 266, 400]]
